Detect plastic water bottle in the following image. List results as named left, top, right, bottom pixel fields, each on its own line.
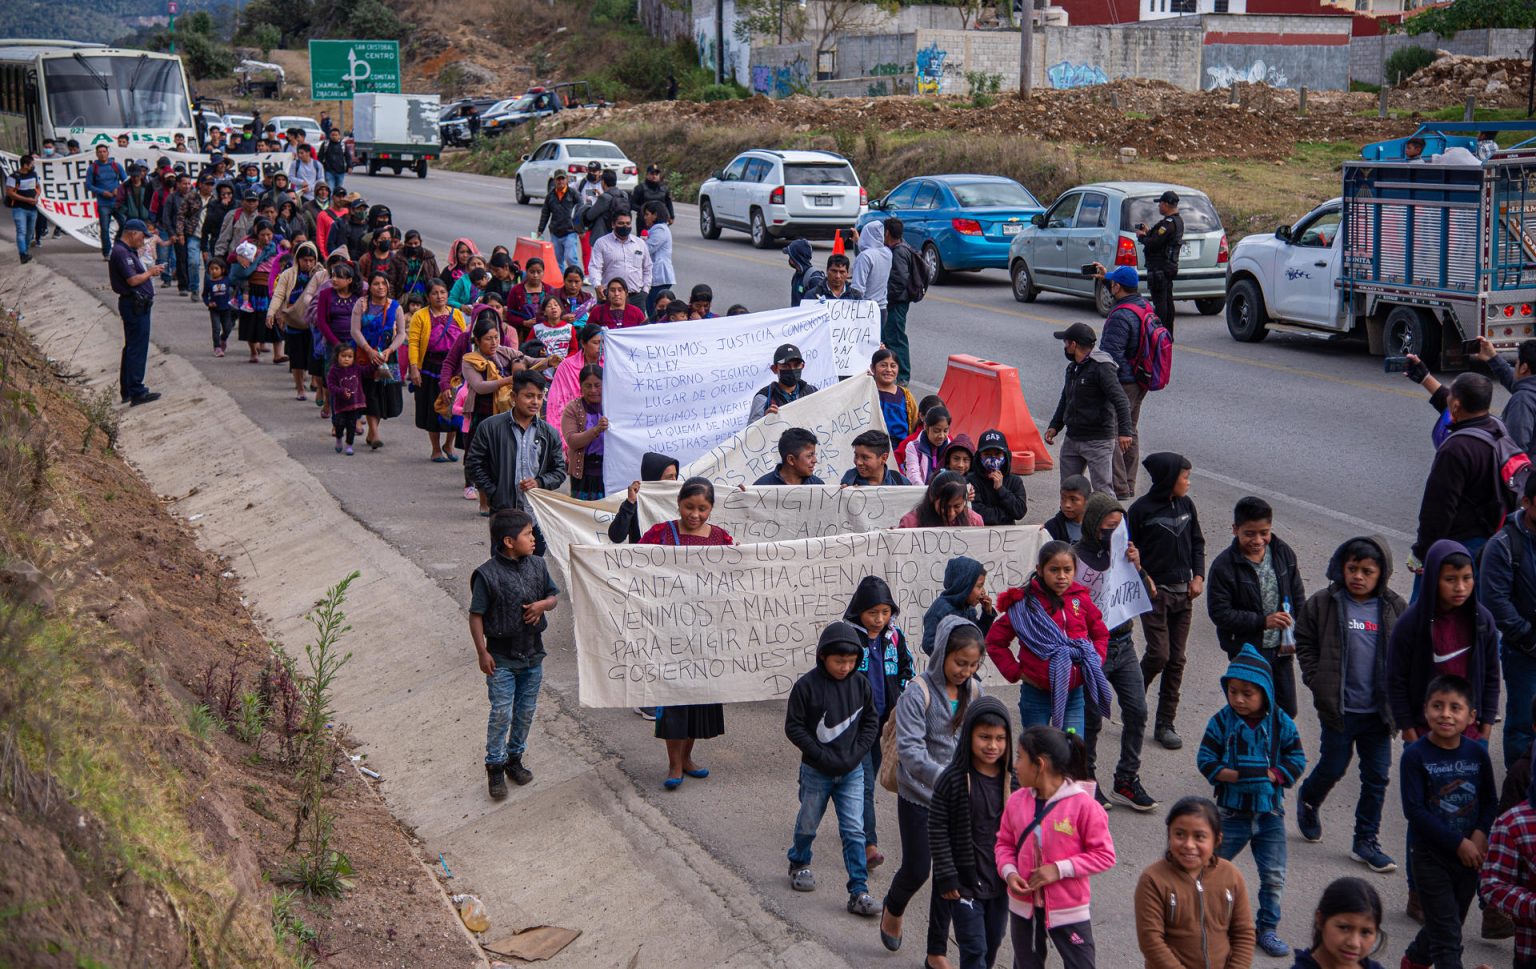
left=1280, top=597, right=1297, bottom=654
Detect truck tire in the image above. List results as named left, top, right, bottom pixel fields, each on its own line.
left=416, top=159, right=428, bottom=179
left=1225, top=279, right=1269, bottom=343
left=1010, top=259, right=1039, bottom=303
left=1194, top=298, right=1225, bottom=316
left=700, top=200, right=721, bottom=240
left=1385, top=305, right=1441, bottom=369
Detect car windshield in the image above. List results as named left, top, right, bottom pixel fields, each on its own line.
left=785, top=163, right=857, bottom=186
left=1123, top=194, right=1223, bottom=233
left=43, top=54, right=191, bottom=130
left=573, top=143, right=625, bottom=159
left=951, top=181, right=1040, bottom=208
left=505, top=95, right=538, bottom=112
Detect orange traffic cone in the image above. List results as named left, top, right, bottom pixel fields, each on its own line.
left=831, top=229, right=845, bottom=256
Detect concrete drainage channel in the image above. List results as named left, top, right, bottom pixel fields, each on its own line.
left=0, top=243, right=851, bottom=969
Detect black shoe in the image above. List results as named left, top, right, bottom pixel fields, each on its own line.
left=1093, top=781, right=1113, bottom=811
left=1111, top=776, right=1159, bottom=812
left=486, top=763, right=507, bottom=800
left=18, top=252, right=30, bottom=264
left=129, top=392, right=161, bottom=406
left=505, top=755, right=533, bottom=786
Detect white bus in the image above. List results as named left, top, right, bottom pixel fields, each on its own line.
left=0, top=40, right=195, bottom=156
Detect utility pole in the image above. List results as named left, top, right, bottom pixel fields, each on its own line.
left=716, top=0, right=726, bottom=85
left=1527, top=24, right=1534, bottom=118
left=1018, top=0, right=1033, bottom=97
left=168, top=0, right=177, bottom=53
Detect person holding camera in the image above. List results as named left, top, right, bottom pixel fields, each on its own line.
left=1087, top=263, right=1155, bottom=499
left=1138, top=190, right=1183, bottom=333
left=108, top=219, right=164, bottom=406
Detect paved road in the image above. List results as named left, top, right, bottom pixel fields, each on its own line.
left=27, top=165, right=1510, bottom=966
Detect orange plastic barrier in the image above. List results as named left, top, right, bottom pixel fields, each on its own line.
left=934, top=354, right=1053, bottom=473
left=513, top=236, right=558, bottom=275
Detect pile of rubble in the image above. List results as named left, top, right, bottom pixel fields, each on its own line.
left=1399, top=54, right=1532, bottom=108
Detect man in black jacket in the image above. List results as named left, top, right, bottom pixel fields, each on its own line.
left=884, top=218, right=917, bottom=384
left=1412, top=372, right=1506, bottom=581
left=784, top=621, right=881, bottom=917
left=1128, top=452, right=1206, bottom=749
left=630, top=164, right=674, bottom=223
left=1138, top=190, right=1183, bottom=332
left=316, top=128, right=350, bottom=195
left=1207, top=496, right=1304, bottom=717
left=582, top=171, right=630, bottom=242
left=536, top=171, right=583, bottom=274
left=968, top=430, right=1028, bottom=525
left=1045, top=322, right=1132, bottom=497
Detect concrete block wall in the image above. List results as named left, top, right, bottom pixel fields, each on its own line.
left=1350, top=28, right=1535, bottom=86
left=1198, top=13, right=1353, bottom=90
left=1040, top=22, right=1204, bottom=89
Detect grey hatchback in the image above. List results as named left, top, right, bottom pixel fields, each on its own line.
left=1008, top=181, right=1229, bottom=317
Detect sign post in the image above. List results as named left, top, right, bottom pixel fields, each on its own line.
left=307, top=40, right=402, bottom=101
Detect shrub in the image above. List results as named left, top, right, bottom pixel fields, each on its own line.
left=1384, top=46, right=1436, bottom=86
left=699, top=83, right=741, bottom=102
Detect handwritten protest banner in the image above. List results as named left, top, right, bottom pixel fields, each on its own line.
left=601, top=305, right=839, bottom=494
left=825, top=299, right=882, bottom=376
left=678, top=374, right=884, bottom=489
left=0, top=151, right=291, bottom=249
left=572, top=525, right=1045, bottom=707
left=1073, top=521, right=1152, bottom=629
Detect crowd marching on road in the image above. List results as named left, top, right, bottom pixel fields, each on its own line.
left=17, top=126, right=1536, bottom=969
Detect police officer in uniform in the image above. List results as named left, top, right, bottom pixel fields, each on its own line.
left=1138, top=189, right=1183, bottom=332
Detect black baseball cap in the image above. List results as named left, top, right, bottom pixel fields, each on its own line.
left=646, top=163, right=661, bottom=173
left=242, top=188, right=260, bottom=201
left=1158, top=190, right=1180, bottom=206
left=774, top=343, right=804, bottom=366
left=586, top=160, right=601, bottom=171
left=1053, top=322, right=1097, bottom=346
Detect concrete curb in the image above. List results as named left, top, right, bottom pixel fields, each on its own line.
left=0, top=252, right=851, bottom=968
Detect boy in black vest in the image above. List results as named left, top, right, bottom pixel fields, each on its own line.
left=470, top=509, right=558, bottom=799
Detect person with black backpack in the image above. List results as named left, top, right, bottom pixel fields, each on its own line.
left=883, top=218, right=927, bottom=385
left=1412, top=372, right=1514, bottom=591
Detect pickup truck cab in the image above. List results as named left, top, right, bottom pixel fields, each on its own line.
left=1224, top=122, right=1536, bottom=368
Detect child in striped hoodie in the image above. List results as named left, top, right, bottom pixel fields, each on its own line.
left=1197, top=643, right=1307, bottom=959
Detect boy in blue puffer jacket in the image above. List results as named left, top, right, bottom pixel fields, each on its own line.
left=1198, top=644, right=1307, bottom=959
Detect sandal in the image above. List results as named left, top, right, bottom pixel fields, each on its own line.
left=273, top=356, right=289, bottom=364
left=430, top=455, right=450, bottom=463
left=368, top=439, right=383, bottom=450
left=444, top=452, right=459, bottom=462
left=295, top=393, right=307, bottom=401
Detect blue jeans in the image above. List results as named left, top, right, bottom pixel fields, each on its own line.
left=1298, top=712, right=1391, bottom=842
left=12, top=207, right=37, bottom=257
left=788, top=762, right=868, bottom=896
left=1505, top=647, right=1536, bottom=768
left=118, top=296, right=153, bottom=401
left=484, top=662, right=543, bottom=765
left=1219, top=808, right=1286, bottom=932
left=156, top=230, right=174, bottom=285
left=552, top=232, right=581, bottom=274
left=950, top=893, right=1009, bottom=969
left=1019, top=682, right=1084, bottom=736
left=324, top=170, right=346, bottom=193
left=184, top=237, right=203, bottom=296
left=97, top=201, right=123, bottom=257
left=861, top=744, right=880, bottom=848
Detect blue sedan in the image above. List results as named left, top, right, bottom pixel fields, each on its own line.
left=857, top=175, right=1044, bottom=282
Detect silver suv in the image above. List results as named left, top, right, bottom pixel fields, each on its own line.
left=698, top=149, right=868, bottom=248
left=1008, top=181, right=1230, bottom=317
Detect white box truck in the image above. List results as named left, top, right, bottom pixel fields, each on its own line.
left=353, top=93, right=442, bottom=179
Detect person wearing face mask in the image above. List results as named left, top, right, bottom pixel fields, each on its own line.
left=967, top=430, right=1028, bottom=526
left=582, top=170, right=630, bottom=242
left=585, top=211, right=651, bottom=300
left=750, top=344, right=818, bottom=424
left=399, top=230, right=440, bottom=301
left=357, top=226, right=408, bottom=298
left=1045, top=322, right=1133, bottom=498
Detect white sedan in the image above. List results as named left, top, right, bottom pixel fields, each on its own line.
left=513, top=138, right=638, bottom=204
left=268, top=115, right=326, bottom=147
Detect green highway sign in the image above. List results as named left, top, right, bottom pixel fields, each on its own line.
left=308, top=40, right=401, bottom=100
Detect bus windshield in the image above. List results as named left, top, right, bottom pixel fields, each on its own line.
left=43, top=54, right=191, bottom=130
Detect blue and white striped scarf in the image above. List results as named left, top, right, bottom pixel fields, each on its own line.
left=1007, top=590, right=1112, bottom=729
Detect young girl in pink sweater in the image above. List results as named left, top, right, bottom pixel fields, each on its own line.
left=995, top=725, right=1116, bottom=969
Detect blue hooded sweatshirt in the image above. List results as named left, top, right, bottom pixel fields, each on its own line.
left=1197, top=644, right=1306, bottom=814
left=921, top=556, right=996, bottom=655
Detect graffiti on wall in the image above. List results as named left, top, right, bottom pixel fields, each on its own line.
left=695, top=15, right=749, bottom=88
left=751, top=56, right=809, bottom=98
left=915, top=42, right=954, bottom=96
left=1047, top=61, right=1108, bottom=89
left=870, top=62, right=910, bottom=77
left=1204, top=59, right=1289, bottom=89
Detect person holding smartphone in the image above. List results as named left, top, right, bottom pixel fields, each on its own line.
left=108, top=219, right=165, bottom=406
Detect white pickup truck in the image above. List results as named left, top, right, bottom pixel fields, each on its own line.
left=1224, top=126, right=1536, bottom=368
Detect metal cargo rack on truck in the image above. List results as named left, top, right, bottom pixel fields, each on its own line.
left=1345, top=121, right=1536, bottom=368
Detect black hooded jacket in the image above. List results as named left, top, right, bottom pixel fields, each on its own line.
left=844, top=576, right=914, bottom=724
left=607, top=452, right=680, bottom=544
left=1127, top=452, right=1206, bottom=587
left=1295, top=535, right=1407, bottom=732
left=967, top=430, right=1028, bottom=525
left=788, top=239, right=825, bottom=307
left=928, top=695, right=1017, bottom=898
left=1413, top=411, right=1507, bottom=560
left=785, top=622, right=880, bottom=776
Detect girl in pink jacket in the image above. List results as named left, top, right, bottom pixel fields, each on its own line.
left=995, top=725, right=1116, bottom=969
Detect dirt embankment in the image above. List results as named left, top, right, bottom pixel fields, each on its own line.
left=0, top=305, right=480, bottom=969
